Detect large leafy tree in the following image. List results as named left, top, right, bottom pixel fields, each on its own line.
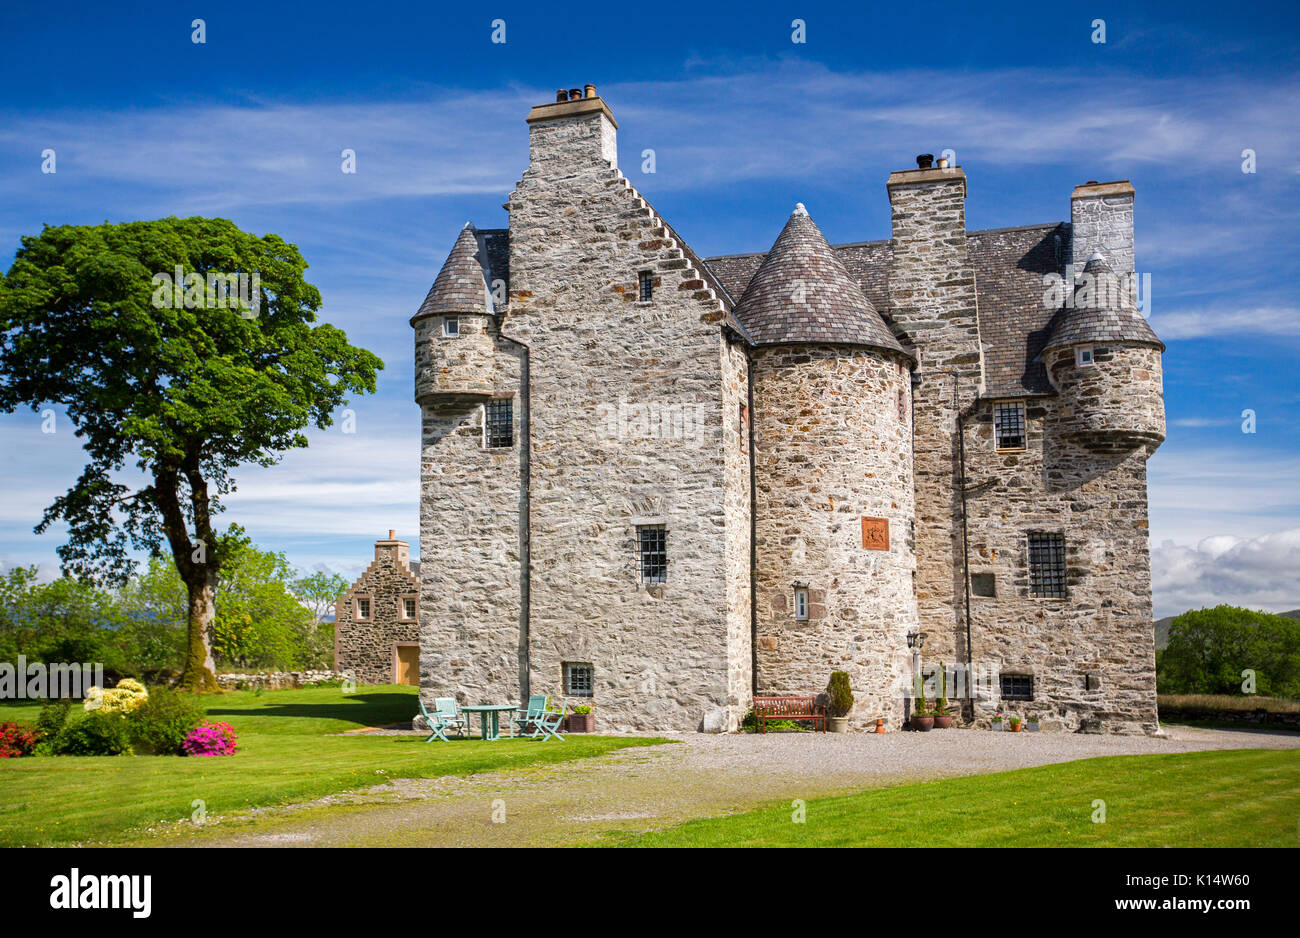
left=1158, top=605, right=1300, bottom=697
left=0, top=217, right=382, bottom=690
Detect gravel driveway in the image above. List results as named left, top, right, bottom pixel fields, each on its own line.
left=150, top=724, right=1299, bottom=847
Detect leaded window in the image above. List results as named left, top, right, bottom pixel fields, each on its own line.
left=637, top=525, right=667, bottom=583
left=1000, top=673, right=1034, bottom=700
left=564, top=663, right=594, bottom=697
left=994, top=401, right=1026, bottom=450
left=638, top=270, right=654, bottom=302
left=1028, top=532, right=1067, bottom=598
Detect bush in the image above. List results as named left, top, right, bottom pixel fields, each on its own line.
left=52, top=712, right=133, bottom=756
left=1158, top=606, right=1300, bottom=697
left=827, top=671, right=854, bottom=718
left=84, top=677, right=149, bottom=715
left=182, top=720, right=238, bottom=757
left=128, top=687, right=206, bottom=755
left=36, top=699, right=72, bottom=738
left=0, top=721, right=40, bottom=758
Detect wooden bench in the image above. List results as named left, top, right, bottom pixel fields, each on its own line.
left=753, top=696, right=826, bottom=733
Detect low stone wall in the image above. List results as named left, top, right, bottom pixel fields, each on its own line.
left=1159, top=707, right=1300, bottom=729
left=216, top=670, right=345, bottom=690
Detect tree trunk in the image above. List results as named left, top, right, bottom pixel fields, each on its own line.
left=180, top=569, right=219, bottom=692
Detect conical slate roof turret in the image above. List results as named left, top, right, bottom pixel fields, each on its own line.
left=414, top=223, right=491, bottom=320
left=1045, top=254, right=1163, bottom=350
left=733, top=204, right=907, bottom=354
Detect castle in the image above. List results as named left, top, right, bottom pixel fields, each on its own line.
left=411, top=86, right=1165, bottom=734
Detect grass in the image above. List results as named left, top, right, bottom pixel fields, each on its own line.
left=606, top=749, right=1300, bottom=847
left=1158, top=694, right=1300, bottom=714
left=0, top=685, right=666, bottom=846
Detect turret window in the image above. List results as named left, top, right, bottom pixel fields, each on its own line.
left=1076, top=345, right=1094, bottom=367
left=443, top=316, right=459, bottom=337
left=993, top=401, right=1026, bottom=451
left=1027, top=532, right=1067, bottom=599
left=485, top=399, right=513, bottom=448
left=638, top=270, right=654, bottom=303
left=794, top=587, right=809, bottom=621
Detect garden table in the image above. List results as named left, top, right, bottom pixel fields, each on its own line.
left=460, top=704, right=518, bottom=741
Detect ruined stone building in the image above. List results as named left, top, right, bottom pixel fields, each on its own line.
left=334, top=531, right=421, bottom=684
left=410, top=86, right=1165, bottom=734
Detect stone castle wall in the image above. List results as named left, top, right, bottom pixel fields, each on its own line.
left=496, top=106, right=751, bottom=732
left=751, top=346, right=918, bottom=729
left=1048, top=344, right=1165, bottom=449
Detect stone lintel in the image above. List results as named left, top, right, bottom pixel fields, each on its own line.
left=526, top=96, right=619, bottom=129
left=1071, top=180, right=1134, bottom=200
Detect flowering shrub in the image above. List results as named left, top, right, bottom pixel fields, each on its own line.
left=0, top=721, right=40, bottom=758
left=182, top=720, right=238, bottom=757
left=84, top=678, right=149, bottom=715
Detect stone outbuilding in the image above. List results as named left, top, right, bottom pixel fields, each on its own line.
left=408, top=87, right=1166, bottom=734
left=334, top=531, right=422, bottom=685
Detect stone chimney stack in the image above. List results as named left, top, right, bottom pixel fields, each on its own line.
left=1070, top=180, right=1135, bottom=280
left=885, top=157, right=983, bottom=669
left=524, top=84, right=618, bottom=172
left=375, top=530, right=410, bottom=568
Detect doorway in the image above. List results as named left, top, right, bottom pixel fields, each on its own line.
left=394, top=643, right=420, bottom=685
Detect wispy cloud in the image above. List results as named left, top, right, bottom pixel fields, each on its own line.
left=1152, top=527, right=1300, bottom=618
left=1149, top=306, right=1300, bottom=340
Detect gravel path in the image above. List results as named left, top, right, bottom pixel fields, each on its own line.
left=147, top=724, right=1299, bottom=847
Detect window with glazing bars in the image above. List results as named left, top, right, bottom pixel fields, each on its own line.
left=994, top=401, right=1026, bottom=450
left=637, top=525, right=667, bottom=583
left=1028, top=532, right=1066, bottom=598
left=638, top=270, right=654, bottom=302
left=485, top=399, right=513, bottom=448
left=1000, top=673, right=1033, bottom=700
left=564, top=663, right=594, bottom=697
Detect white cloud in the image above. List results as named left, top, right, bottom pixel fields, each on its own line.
left=1149, top=306, right=1300, bottom=340
left=1152, top=528, right=1300, bottom=618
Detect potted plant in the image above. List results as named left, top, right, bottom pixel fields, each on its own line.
left=567, top=704, right=594, bottom=733
left=910, top=690, right=933, bottom=732
left=991, top=711, right=1004, bottom=731
left=1026, top=714, right=1041, bottom=733
left=932, top=668, right=953, bottom=729
left=826, top=671, right=853, bottom=733
left=1008, top=715, right=1023, bottom=733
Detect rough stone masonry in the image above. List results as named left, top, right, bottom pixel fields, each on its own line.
left=409, top=88, right=1166, bottom=735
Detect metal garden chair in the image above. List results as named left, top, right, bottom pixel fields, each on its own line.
left=418, top=696, right=466, bottom=742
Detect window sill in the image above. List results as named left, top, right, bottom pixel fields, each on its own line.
left=996, top=447, right=1027, bottom=454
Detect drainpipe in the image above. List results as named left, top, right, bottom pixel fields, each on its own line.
left=944, top=370, right=975, bottom=714
left=500, top=335, right=531, bottom=701
left=746, top=347, right=759, bottom=699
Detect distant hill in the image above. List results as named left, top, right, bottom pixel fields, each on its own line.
left=1156, top=608, right=1300, bottom=650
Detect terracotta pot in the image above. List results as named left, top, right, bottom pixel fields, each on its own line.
left=1010, top=722, right=1024, bottom=733
left=932, top=714, right=953, bottom=729
left=910, top=714, right=934, bottom=732
left=829, top=716, right=849, bottom=733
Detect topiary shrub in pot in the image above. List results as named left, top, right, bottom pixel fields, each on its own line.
left=932, top=668, right=953, bottom=728
left=826, top=671, right=854, bottom=732
left=911, top=690, right=934, bottom=731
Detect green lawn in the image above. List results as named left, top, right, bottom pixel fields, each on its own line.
left=609, top=749, right=1300, bottom=847
left=0, top=685, right=665, bottom=846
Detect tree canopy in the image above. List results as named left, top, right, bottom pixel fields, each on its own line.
left=1157, top=605, right=1300, bottom=697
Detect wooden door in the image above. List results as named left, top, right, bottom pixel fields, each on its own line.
left=396, top=645, right=419, bottom=685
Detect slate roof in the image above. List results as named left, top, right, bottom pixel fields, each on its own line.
left=1043, top=255, right=1163, bottom=352
left=707, top=221, right=1109, bottom=398
left=729, top=205, right=907, bottom=355
left=413, top=224, right=492, bottom=321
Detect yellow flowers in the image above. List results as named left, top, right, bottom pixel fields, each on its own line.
left=84, top=678, right=149, bottom=714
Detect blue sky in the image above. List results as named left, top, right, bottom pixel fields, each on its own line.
left=0, top=1, right=1297, bottom=616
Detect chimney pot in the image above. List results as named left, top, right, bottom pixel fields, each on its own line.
left=916, top=153, right=934, bottom=169
left=568, top=88, right=582, bottom=101
left=584, top=83, right=596, bottom=98
left=555, top=89, right=567, bottom=102
left=388, top=529, right=395, bottom=540
left=1086, top=180, right=1098, bottom=185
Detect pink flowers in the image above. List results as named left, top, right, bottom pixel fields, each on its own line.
left=182, top=720, right=238, bottom=757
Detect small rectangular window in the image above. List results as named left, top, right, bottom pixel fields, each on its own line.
left=403, top=598, right=417, bottom=620
left=1000, top=673, right=1033, bottom=700
left=563, top=662, right=594, bottom=697
left=1028, top=532, right=1067, bottom=599
left=971, top=573, right=996, bottom=598
left=993, top=401, right=1026, bottom=451
left=897, top=389, right=907, bottom=422
left=485, top=399, right=513, bottom=448
left=794, top=588, right=809, bottom=620
left=637, top=525, right=667, bottom=583
left=638, top=270, right=654, bottom=303
left=356, top=597, right=371, bottom=620
left=444, top=316, right=459, bottom=337
left=739, top=404, right=749, bottom=452
left=1076, top=346, right=1094, bottom=367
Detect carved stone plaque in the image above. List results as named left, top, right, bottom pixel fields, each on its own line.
left=861, top=516, right=889, bottom=551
